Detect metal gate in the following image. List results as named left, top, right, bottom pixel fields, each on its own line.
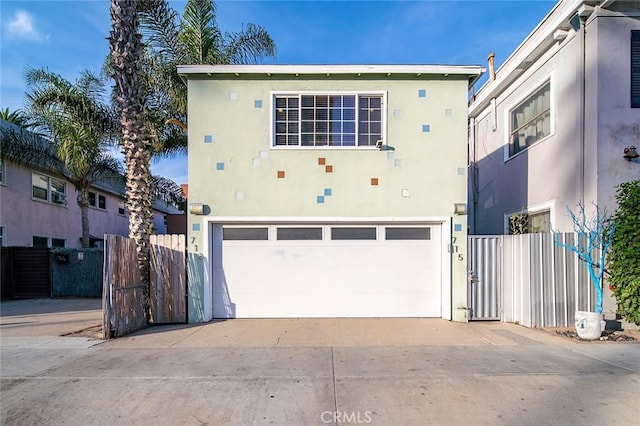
left=468, top=236, right=501, bottom=320
left=1, top=247, right=51, bottom=299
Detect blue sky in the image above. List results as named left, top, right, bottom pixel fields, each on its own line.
left=1, top=0, right=556, bottom=184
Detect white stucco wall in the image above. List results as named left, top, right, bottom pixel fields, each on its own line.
left=470, top=5, right=640, bottom=235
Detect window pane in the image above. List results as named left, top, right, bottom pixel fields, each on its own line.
left=316, top=134, right=328, bottom=146
left=287, top=134, right=299, bottom=145
left=118, top=202, right=126, bottom=215
left=529, top=211, right=551, bottom=233
left=275, top=135, right=287, bottom=146
left=275, top=97, right=287, bottom=108
left=33, top=236, right=48, bottom=247
left=277, top=227, right=322, bottom=240
left=301, top=96, right=314, bottom=107
left=343, top=134, right=356, bottom=146
left=98, top=195, right=106, bottom=209
left=385, top=227, right=431, bottom=240
left=89, top=192, right=96, bottom=206
left=509, top=81, right=551, bottom=156
left=343, top=96, right=355, bottom=108
left=316, top=96, right=328, bottom=107
left=343, top=108, right=355, bottom=120
left=223, top=227, right=269, bottom=240
left=51, top=178, right=65, bottom=195
left=331, top=227, right=377, bottom=240
left=301, top=134, right=314, bottom=146
left=51, top=238, right=65, bottom=248
left=32, top=174, right=48, bottom=200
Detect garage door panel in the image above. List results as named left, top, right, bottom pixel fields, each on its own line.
left=212, top=222, right=443, bottom=318
left=217, top=265, right=439, bottom=294
left=214, top=292, right=441, bottom=318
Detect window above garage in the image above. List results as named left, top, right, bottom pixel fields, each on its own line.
left=272, top=92, right=385, bottom=148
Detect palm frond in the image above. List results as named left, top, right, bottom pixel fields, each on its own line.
left=180, top=0, right=219, bottom=63
left=151, top=174, right=185, bottom=209
left=0, top=124, right=59, bottom=171
left=139, top=0, right=184, bottom=62
left=222, top=23, right=276, bottom=65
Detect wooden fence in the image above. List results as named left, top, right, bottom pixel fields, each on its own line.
left=150, top=234, right=186, bottom=324
left=102, top=235, right=148, bottom=339
left=103, top=234, right=187, bottom=339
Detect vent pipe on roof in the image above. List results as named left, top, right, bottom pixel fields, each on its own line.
left=487, top=53, right=496, bottom=81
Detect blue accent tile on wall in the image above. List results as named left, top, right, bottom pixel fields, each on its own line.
left=254, top=100, right=262, bottom=108
left=454, top=224, right=463, bottom=232
left=418, top=89, right=427, bottom=98
left=317, top=196, right=325, bottom=204
left=324, top=188, right=332, bottom=196
left=204, top=135, right=212, bottom=143
left=216, top=162, right=224, bottom=171
left=422, top=124, right=431, bottom=133
left=192, top=223, right=200, bottom=231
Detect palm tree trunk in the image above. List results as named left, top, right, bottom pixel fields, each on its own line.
left=77, top=189, right=91, bottom=248
left=110, top=0, right=154, bottom=320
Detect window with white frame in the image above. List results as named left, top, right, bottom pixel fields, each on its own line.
left=118, top=201, right=126, bottom=215
left=32, top=235, right=65, bottom=248
left=273, top=93, right=384, bottom=147
left=0, top=226, right=5, bottom=246
left=509, top=81, right=551, bottom=157
left=32, top=172, right=67, bottom=205
left=508, top=210, right=551, bottom=234
left=88, top=191, right=106, bottom=210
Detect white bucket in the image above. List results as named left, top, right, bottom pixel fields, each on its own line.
left=575, top=310, right=605, bottom=340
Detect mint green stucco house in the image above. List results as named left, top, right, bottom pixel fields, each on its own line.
left=179, top=65, right=483, bottom=323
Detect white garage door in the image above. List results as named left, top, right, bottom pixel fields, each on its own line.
left=211, top=222, right=443, bottom=318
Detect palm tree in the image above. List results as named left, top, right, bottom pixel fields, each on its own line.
left=109, top=0, right=154, bottom=302
left=0, top=68, right=122, bottom=248
left=0, top=108, right=37, bottom=129
left=138, top=0, right=276, bottom=153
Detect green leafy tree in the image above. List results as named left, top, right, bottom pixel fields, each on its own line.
left=138, top=0, right=276, bottom=154
left=0, top=108, right=37, bottom=130
left=608, top=180, right=640, bottom=325
left=0, top=68, right=121, bottom=248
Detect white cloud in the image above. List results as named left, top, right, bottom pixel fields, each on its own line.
left=5, top=10, right=50, bottom=43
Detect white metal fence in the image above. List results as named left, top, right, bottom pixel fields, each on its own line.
left=469, top=233, right=597, bottom=327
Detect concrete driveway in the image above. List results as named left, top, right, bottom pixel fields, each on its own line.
left=1, top=300, right=639, bottom=425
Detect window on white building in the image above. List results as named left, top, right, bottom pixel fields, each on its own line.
left=0, top=226, right=5, bottom=247
left=273, top=93, right=384, bottom=147
left=88, top=191, right=107, bottom=210
left=32, top=172, right=67, bottom=205
left=508, top=210, right=551, bottom=234
left=509, top=81, right=551, bottom=157
left=118, top=201, right=126, bottom=215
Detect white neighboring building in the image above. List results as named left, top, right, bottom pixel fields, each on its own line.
left=468, top=0, right=640, bottom=234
